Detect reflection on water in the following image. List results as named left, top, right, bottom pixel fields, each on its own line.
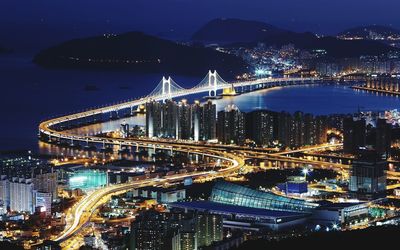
left=210, top=84, right=400, bottom=114
left=38, top=141, right=150, bottom=161
left=65, top=114, right=145, bottom=136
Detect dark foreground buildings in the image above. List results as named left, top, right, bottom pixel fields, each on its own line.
left=130, top=210, right=223, bottom=250
left=349, top=150, right=387, bottom=200
left=343, top=116, right=392, bottom=156
left=217, top=105, right=246, bottom=145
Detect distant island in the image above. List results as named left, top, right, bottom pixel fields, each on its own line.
left=33, top=32, right=249, bottom=77
left=192, top=18, right=397, bottom=58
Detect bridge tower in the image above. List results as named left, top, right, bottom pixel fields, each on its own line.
left=147, top=76, right=185, bottom=102
left=162, top=76, right=172, bottom=102
left=208, top=70, right=218, bottom=97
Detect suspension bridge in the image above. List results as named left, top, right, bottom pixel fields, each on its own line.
left=39, top=70, right=318, bottom=147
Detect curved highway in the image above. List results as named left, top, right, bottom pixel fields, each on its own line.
left=54, top=151, right=244, bottom=242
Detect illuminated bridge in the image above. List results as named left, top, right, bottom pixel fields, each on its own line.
left=39, top=70, right=319, bottom=149
left=41, top=72, right=321, bottom=242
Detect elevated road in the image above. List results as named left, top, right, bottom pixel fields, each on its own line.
left=54, top=150, right=244, bottom=242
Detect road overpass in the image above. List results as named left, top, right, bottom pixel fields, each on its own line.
left=54, top=150, right=244, bottom=242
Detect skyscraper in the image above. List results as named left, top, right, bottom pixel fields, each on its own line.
left=245, top=110, right=274, bottom=146
left=375, top=118, right=391, bottom=157
left=146, top=100, right=163, bottom=138
left=178, top=99, right=192, bottom=140
left=202, top=100, right=217, bottom=141
left=315, top=115, right=328, bottom=144
left=32, top=171, right=58, bottom=200
left=303, top=113, right=316, bottom=145
left=292, top=111, right=305, bottom=147
left=9, top=178, right=34, bottom=213
left=163, top=99, right=179, bottom=138
left=217, top=105, right=245, bottom=145
left=146, top=100, right=216, bottom=141
left=191, top=101, right=203, bottom=142
left=343, top=117, right=366, bottom=154
left=349, top=150, right=387, bottom=199
left=195, top=213, right=223, bottom=247
left=130, top=211, right=173, bottom=250
left=277, top=112, right=292, bottom=147
left=130, top=210, right=223, bottom=250
left=0, top=175, right=9, bottom=214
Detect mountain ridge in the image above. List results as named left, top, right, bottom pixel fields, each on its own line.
left=192, top=19, right=398, bottom=58
left=191, top=18, right=288, bottom=44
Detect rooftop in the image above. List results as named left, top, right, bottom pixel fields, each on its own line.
left=170, top=201, right=308, bottom=219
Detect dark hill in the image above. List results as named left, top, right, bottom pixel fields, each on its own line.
left=191, top=18, right=287, bottom=44
left=227, top=31, right=396, bottom=58
left=236, top=226, right=400, bottom=250
left=33, top=32, right=249, bottom=77
left=259, top=32, right=396, bottom=58
left=338, top=25, right=400, bottom=38
left=192, top=19, right=396, bottom=58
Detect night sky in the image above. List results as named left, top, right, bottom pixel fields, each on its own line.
left=1, top=0, right=400, bottom=53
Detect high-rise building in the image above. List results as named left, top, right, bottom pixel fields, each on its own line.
left=303, top=113, right=316, bottom=145
left=217, top=105, right=245, bottom=145
left=146, top=100, right=216, bottom=142
left=315, top=115, right=328, bottom=144
left=343, top=117, right=366, bottom=154
left=202, top=100, right=217, bottom=141
left=195, top=213, right=223, bottom=247
left=32, top=171, right=57, bottom=200
left=191, top=101, right=203, bottom=142
left=178, top=99, right=192, bottom=140
left=0, top=175, right=9, bottom=214
left=245, top=110, right=275, bottom=146
left=130, top=210, right=223, bottom=250
left=277, top=112, right=292, bottom=147
left=146, top=100, right=163, bottom=138
left=173, top=231, right=197, bottom=250
left=171, top=217, right=197, bottom=250
left=375, top=118, right=392, bottom=157
left=292, top=111, right=305, bottom=147
left=9, top=178, right=34, bottom=213
left=130, top=211, right=173, bottom=250
left=349, top=150, right=387, bottom=199
left=163, top=100, right=179, bottom=139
